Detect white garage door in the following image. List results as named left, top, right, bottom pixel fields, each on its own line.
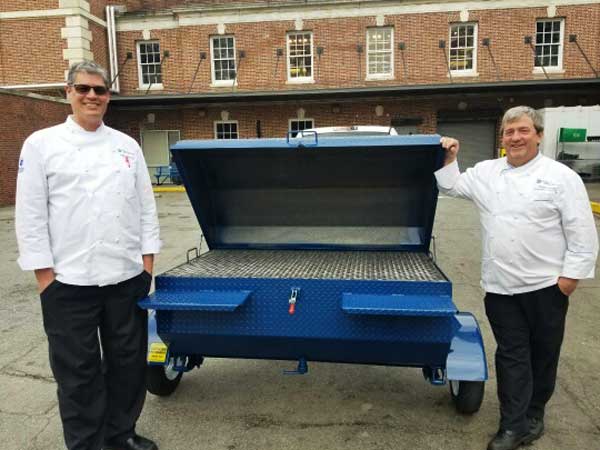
left=437, top=121, right=496, bottom=170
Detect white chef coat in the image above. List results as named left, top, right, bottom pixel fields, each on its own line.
left=435, top=152, right=598, bottom=295
left=15, top=116, right=161, bottom=287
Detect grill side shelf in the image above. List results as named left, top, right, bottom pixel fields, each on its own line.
left=341, top=293, right=456, bottom=317
left=139, top=290, right=251, bottom=311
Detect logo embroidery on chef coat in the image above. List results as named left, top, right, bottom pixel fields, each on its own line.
left=535, top=179, right=558, bottom=191
left=117, top=148, right=135, bottom=168
left=18, top=158, right=24, bottom=173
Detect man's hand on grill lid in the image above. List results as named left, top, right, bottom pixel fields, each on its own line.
left=440, top=136, right=460, bottom=166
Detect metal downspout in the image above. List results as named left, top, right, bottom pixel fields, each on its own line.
left=106, top=5, right=120, bottom=93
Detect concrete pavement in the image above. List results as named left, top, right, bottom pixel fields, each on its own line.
left=1, top=191, right=599, bottom=450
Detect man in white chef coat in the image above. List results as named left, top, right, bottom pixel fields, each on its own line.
left=437, top=106, right=598, bottom=450
left=15, top=61, right=161, bottom=450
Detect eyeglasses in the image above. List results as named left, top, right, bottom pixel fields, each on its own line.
left=70, top=84, right=109, bottom=96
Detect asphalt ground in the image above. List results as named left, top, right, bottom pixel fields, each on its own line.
left=1, top=190, right=599, bottom=450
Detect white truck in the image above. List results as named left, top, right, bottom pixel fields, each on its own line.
left=537, top=105, right=600, bottom=181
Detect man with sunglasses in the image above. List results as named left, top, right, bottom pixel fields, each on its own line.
left=15, top=61, right=160, bottom=450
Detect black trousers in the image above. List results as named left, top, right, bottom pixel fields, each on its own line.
left=39, top=272, right=152, bottom=450
left=484, top=284, right=569, bottom=434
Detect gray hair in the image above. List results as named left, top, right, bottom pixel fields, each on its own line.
left=67, top=60, right=110, bottom=88
left=501, top=106, right=544, bottom=134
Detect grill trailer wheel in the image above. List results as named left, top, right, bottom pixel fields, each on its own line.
left=449, top=380, right=485, bottom=414
left=147, top=362, right=183, bottom=396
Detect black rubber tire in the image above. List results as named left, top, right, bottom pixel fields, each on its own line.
left=449, top=380, right=485, bottom=414
left=146, top=364, right=183, bottom=396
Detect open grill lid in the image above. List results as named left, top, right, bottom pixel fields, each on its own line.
left=171, top=134, right=444, bottom=251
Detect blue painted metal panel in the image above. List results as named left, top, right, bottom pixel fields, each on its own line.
left=139, top=290, right=251, bottom=311
left=172, top=134, right=442, bottom=150
left=146, top=133, right=488, bottom=386
left=341, top=293, right=456, bottom=317
left=446, top=313, right=488, bottom=381
left=170, top=134, right=445, bottom=251
left=139, top=274, right=463, bottom=368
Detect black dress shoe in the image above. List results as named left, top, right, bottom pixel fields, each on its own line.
left=104, top=434, right=158, bottom=450
left=487, top=429, right=528, bottom=450
left=523, top=417, right=544, bottom=444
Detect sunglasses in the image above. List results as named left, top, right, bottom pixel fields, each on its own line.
left=70, top=84, right=109, bottom=96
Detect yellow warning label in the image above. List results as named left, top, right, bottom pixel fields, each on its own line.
left=148, top=342, right=168, bottom=363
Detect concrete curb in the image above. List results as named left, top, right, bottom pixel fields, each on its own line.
left=153, top=186, right=185, bottom=193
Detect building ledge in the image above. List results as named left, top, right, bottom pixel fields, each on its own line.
left=108, top=78, right=600, bottom=109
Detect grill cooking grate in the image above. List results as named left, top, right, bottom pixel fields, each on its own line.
left=164, top=250, right=445, bottom=282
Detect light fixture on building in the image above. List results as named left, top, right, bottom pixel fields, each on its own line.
left=331, top=104, right=341, bottom=114
left=375, top=105, right=384, bottom=117
left=276, top=48, right=283, bottom=57
left=356, top=44, right=363, bottom=54
left=458, top=101, right=468, bottom=111
left=146, top=113, right=155, bottom=124
left=198, top=109, right=206, bottom=118
left=317, top=46, right=324, bottom=56
left=398, top=42, right=406, bottom=50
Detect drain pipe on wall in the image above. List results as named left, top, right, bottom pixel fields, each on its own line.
left=106, top=5, right=123, bottom=93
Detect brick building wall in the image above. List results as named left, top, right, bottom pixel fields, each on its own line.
left=113, top=3, right=600, bottom=95
left=90, top=22, right=110, bottom=70
left=0, top=92, right=70, bottom=206
left=0, top=1, right=58, bottom=12
left=0, top=17, right=67, bottom=86
left=118, top=0, right=266, bottom=12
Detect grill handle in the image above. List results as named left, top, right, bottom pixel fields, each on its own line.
left=286, top=130, right=318, bottom=147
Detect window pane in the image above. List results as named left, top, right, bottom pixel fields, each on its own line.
left=288, top=32, right=312, bottom=78
left=138, top=41, right=162, bottom=86
left=211, top=35, right=236, bottom=81
left=534, top=20, right=561, bottom=67
left=367, top=27, right=393, bottom=76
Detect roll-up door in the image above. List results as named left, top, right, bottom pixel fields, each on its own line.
left=437, top=121, right=496, bottom=170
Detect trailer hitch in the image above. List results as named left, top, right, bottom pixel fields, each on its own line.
left=422, top=366, right=446, bottom=385
left=283, top=357, right=308, bottom=375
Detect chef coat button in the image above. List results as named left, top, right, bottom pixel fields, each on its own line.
left=115, top=238, right=120, bottom=243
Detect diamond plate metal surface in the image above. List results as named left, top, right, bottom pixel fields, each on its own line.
left=144, top=249, right=463, bottom=367
left=164, top=249, right=445, bottom=281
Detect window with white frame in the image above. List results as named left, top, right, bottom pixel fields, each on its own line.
left=137, top=40, right=162, bottom=88
left=289, top=118, right=314, bottom=137
left=367, top=27, right=393, bottom=79
left=535, top=19, right=564, bottom=70
left=449, top=23, right=477, bottom=74
left=287, top=31, right=313, bottom=82
left=214, top=121, right=239, bottom=139
left=211, top=35, right=237, bottom=85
